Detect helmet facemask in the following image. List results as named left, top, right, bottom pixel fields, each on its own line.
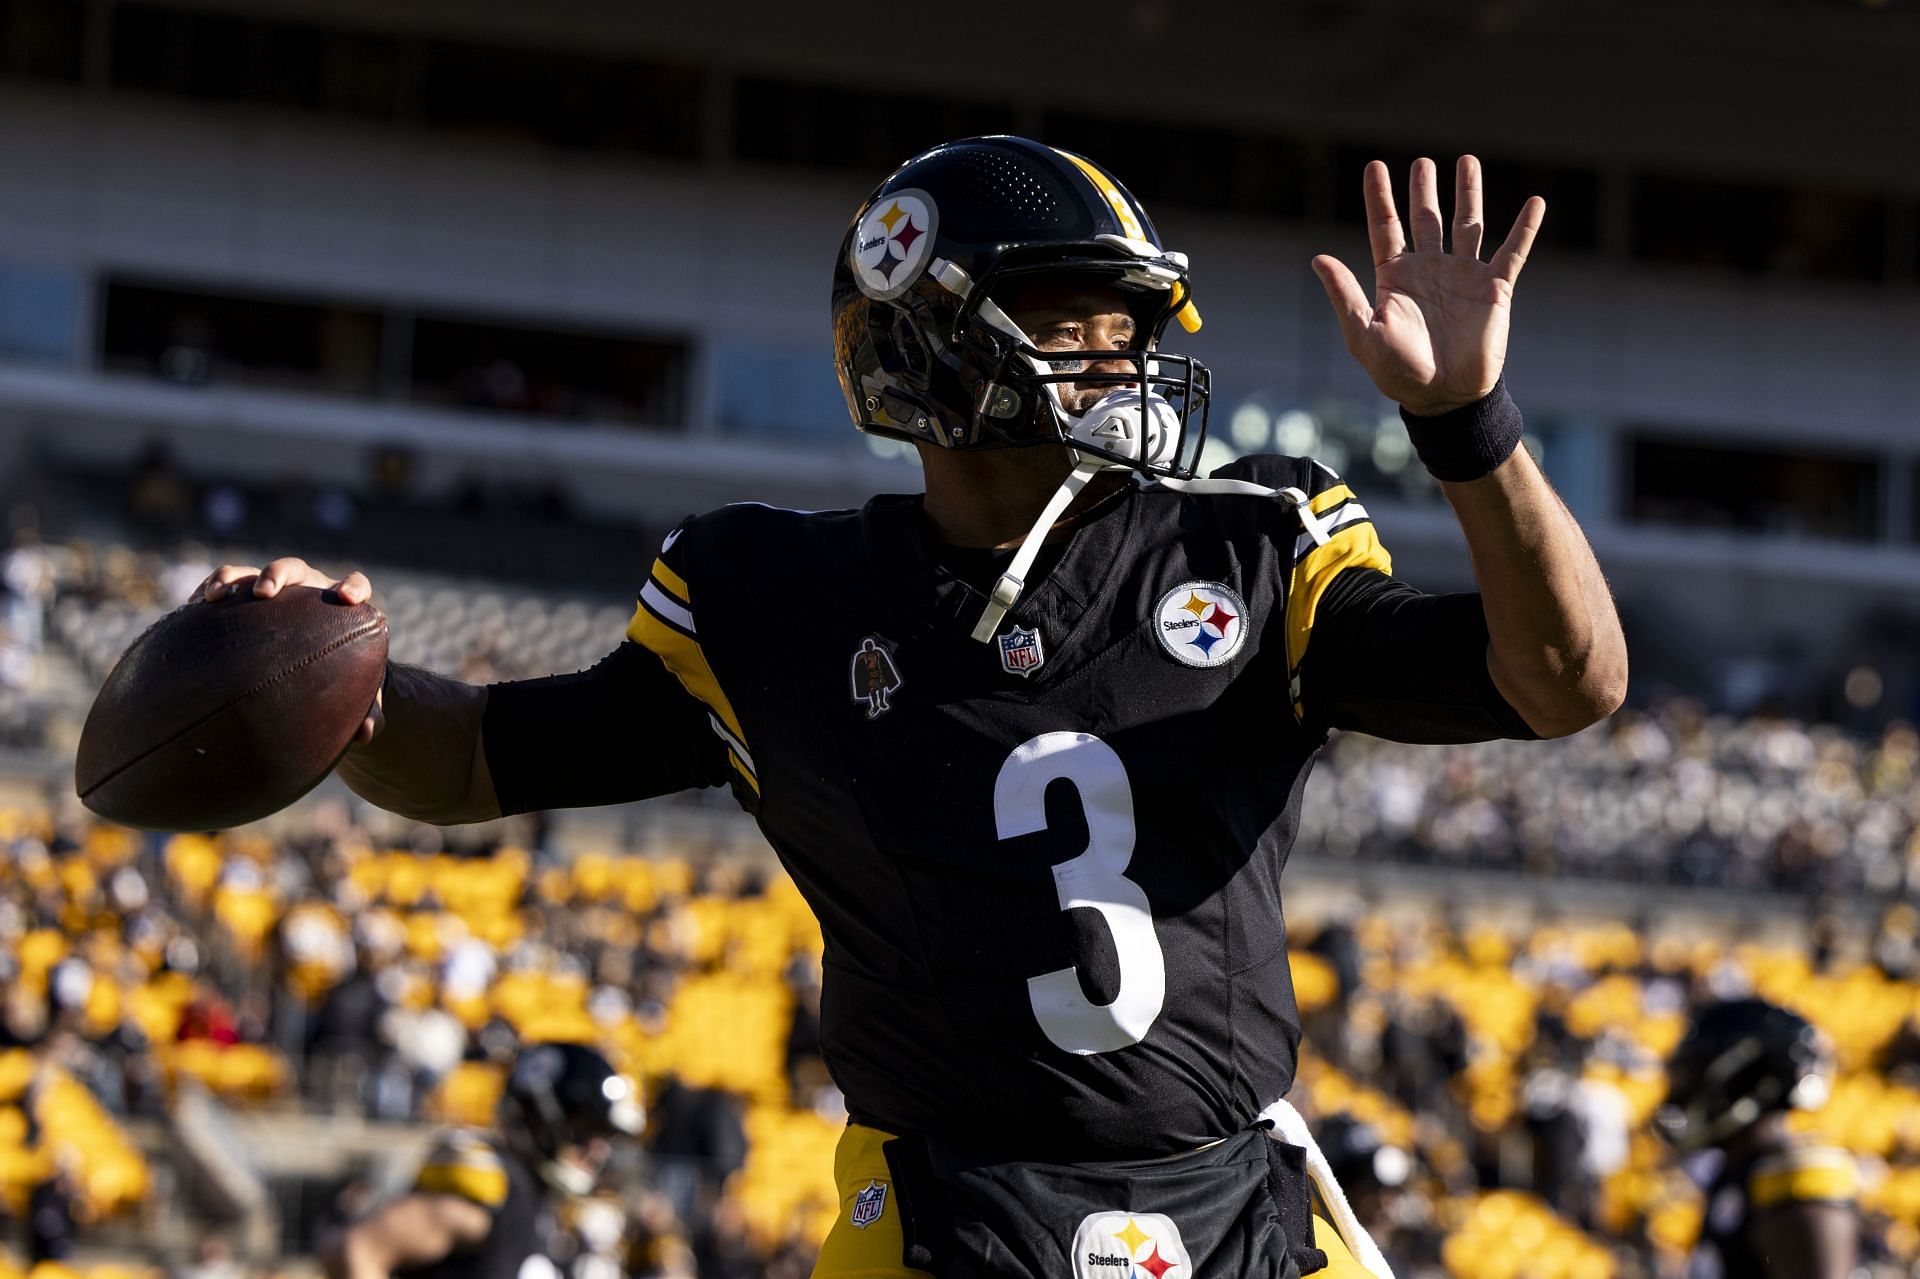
left=929, top=248, right=1211, bottom=479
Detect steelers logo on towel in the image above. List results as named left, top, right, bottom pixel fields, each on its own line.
left=1070, top=1212, right=1192, bottom=1279
left=1154, top=581, right=1248, bottom=669
left=852, top=190, right=938, bottom=300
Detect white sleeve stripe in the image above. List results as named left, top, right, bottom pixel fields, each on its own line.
left=1292, top=502, right=1371, bottom=563
left=709, top=714, right=756, bottom=775
left=639, top=580, right=697, bottom=635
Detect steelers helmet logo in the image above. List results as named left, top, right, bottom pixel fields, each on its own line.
left=852, top=189, right=938, bottom=300
left=1154, top=581, right=1247, bottom=669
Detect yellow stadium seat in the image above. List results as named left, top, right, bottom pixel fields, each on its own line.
left=0, top=1052, right=34, bottom=1105
left=427, top=1062, right=506, bottom=1129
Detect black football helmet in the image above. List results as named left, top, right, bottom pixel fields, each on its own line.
left=498, top=1042, right=644, bottom=1194
left=831, top=135, right=1210, bottom=479
left=1656, top=998, right=1834, bottom=1153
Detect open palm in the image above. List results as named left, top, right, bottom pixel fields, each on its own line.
left=1313, top=156, right=1544, bottom=417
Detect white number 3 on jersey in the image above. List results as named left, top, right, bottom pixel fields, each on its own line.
left=994, top=732, right=1166, bottom=1055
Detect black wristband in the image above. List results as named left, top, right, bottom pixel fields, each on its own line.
left=1399, top=378, right=1524, bottom=483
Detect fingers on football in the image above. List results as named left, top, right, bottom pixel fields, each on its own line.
left=202, top=564, right=262, bottom=601
left=1311, top=256, right=1373, bottom=350
left=248, top=557, right=316, bottom=599
left=1408, top=157, right=1445, bottom=255
left=1490, top=195, right=1547, bottom=285
left=1452, top=155, right=1485, bottom=260
left=1361, top=161, right=1405, bottom=266
left=334, top=571, right=373, bottom=605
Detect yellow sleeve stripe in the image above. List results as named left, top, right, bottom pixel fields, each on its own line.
left=1750, top=1160, right=1859, bottom=1209
left=416, top=1162, right=508, bottom=1208
left=1309, top=484, right=1358, bottom=516
left=651, top=558, right=690, bottom=607
left=1285, top=521, right=1394, bottom=721
left=627, top=574, right=759, bottom=794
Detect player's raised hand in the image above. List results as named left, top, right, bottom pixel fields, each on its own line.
left=1311, top=156, right=1543, bottom=417
left=195, top=557, right=384, bottom=741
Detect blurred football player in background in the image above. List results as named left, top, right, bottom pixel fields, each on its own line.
left=323, top=1042, right=642, bottom=1279
left=1658, top=998, right=1859, bottom=1279
left=211, top=135, right=1625, bottom=1278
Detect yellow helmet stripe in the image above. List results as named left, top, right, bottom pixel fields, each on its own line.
left=1051, top=148, right=1147, bottom=242
left=1051, top=148, right=1201, bottom=334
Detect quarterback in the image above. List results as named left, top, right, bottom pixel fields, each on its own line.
left=206, top=138, right=1625, bottom=1278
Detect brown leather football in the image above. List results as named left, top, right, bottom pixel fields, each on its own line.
left=75, top=585, right=388, bottom=831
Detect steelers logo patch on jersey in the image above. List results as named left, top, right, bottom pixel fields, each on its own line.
left=1071, top=1212, right=1192, bottom=1279
left=1154, top=581, right=1247, bottom=668
left=852, top=190, right=938, bottom=300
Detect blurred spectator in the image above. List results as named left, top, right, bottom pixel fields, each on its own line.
left=1, top=525, right=51, bottom=657
left=129, top=440, right=192, bottom=532
left=307, top=952, right=386, bottom=1112
left=647, top=1076, right=747, bottom=1230
left=174, top=1236, right=246, bottom=1279
left=25, top=1151, right=77, bottom=1263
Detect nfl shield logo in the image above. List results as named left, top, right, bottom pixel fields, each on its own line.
left=851, top=1180, right=888, bottom=1229
left=998, top=626, right=1045, bottom=678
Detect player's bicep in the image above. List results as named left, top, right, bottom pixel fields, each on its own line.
left=1298, top=567, right=1537, bottom=744
left=481, top=640, right=730, bottom=815
left=1747, top=1200, right=1857, bottom=1279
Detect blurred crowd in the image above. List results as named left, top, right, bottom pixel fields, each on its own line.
left=0, top=790, right=840, bottom=1278
left=0, top=780, right=1919, bottom=1276
left=1303, top=700, right=1920, bottom=898
left=1283, top=895, right=1920, bottom=1279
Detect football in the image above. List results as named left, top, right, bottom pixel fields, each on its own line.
left=75, top=585, right=389, bottom=832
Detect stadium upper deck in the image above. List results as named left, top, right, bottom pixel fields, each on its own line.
left=0, top=0, right=1917, bottom=715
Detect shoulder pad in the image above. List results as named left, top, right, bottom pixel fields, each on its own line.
left=414, top=1130, right=509, bottom=1209
left=1205, top=452, right=1323, bottom=494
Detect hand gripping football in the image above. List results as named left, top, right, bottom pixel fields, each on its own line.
left=75, top=585, right=388, bottom=831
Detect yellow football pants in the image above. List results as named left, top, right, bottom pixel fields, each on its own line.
left=811, top=1123, right=1379, bottom=1279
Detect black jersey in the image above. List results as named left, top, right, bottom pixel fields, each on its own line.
left=404, top=1131, right=555, bottom=1279
left=1693, top=1136, right=1858, bottom=1279
left=594, top=455, right=1523, bottom=1161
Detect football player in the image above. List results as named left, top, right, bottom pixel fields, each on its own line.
left=208, top=137, right=1625, bottom=1278
left=322, top=1042, right=642, bottom=1279
left=1657, top=998, right=1858, bottom=1279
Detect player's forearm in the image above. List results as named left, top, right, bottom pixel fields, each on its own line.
left=336, top=663, right=502, bottom=825
left=1439, top=443, right=1627, bottom=737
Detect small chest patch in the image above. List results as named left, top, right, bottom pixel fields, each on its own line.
left=850, top=636, right=904, bottom=718
left=1154, top=581, right=1248, bottom=669
left=998, top=625, right=1046, bottom=678
left=850, top=1179, right=888, bottom=1229
left=1071, top=1212, right=1191, bottom=1279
